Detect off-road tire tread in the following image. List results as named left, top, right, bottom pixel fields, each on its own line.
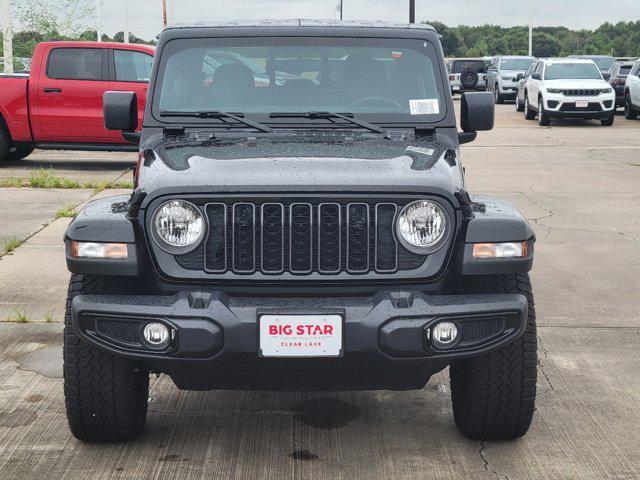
left=450, top=273, right=537, bottom=440
left=64, top=274, right=149, bottom=442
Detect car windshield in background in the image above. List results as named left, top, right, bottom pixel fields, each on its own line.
left=591, top=57, right=616, bottom=70
left=544, top=63, right=602, bottom=80
left=154, top=37, right=446, bottom=123
left=450, top=60, right=486, bottom=74
left=501, top=58, right=535, bottom=70
left=619, top=65, right=632, bottom=75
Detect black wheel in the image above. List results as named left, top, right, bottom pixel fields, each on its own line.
left=64, top=274, right=149, bottom=442
left=450, top=273, right=537, bottom=440
left=494, top=86, right=504, bottom=104
left=460, top=69, right=479, bottom=90
left=601, top=112, right=615, bottom=126
left=624, top=93, right=638, bottom=120
left=538, top=98, right=550, bottom=126
left=6, top=145, right=34, bottom=161
left=524, top=95, right=536, bottom=120
left=0, top=125, right=11, bottom=161
left=516, top=96, right=524, bottom=112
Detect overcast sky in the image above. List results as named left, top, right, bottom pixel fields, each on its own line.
left=88, top=0, right=640, bottom=40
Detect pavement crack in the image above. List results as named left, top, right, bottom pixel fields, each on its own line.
left=479, top=441, right=509, bottom=480
left=520, top=192, right=555, bottom=239
left=618, top=231, right=640, bottom=244
left=537, top=335, right=555, bottom=396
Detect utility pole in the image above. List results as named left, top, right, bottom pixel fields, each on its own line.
left=528, top=0, right=533, bottom=56
left=162, top=0, right=168, bottom=27
left=96, top=0, right=102, bottom=42
left=336, top=0, right=343, bottom=21
left=124, top=0, right=130, bottom=43
left=1, top=0, right=13, bottom=74
left=409, top=0, right=416, bottom=24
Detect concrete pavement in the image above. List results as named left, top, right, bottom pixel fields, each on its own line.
left=0, top=106, right=639, bottom=479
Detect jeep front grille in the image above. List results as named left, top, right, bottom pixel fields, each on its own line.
left=561, top=89, right=600, bottom=97
left=174, top=200, right=427, bottom=276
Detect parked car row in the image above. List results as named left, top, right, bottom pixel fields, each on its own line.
left=448, top=54, right=640, bottom=127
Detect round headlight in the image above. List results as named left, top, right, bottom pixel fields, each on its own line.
left=396, top=200, right=447, bottom=253
left=152, top=200, right=205, bottom=254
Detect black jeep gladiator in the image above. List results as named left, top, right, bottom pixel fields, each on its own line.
left=63, top=20, right=537, bottom=442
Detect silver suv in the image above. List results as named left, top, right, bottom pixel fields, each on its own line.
left=486, top=56, right=536, bottom=104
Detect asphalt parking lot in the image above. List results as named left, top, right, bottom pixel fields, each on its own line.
left=0, top=105, right=639, bottom=479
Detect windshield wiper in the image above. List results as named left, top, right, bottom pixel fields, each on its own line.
left=160, top=110, right=273, bottom=133
left=270, top=111, right=387, bottom=135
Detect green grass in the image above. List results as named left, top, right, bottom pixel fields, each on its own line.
left=0, top=169, right=133, bottom=192
left=55, top=203, right=78, bottom=219
left=7, top=309, right=29, bottom=323
left=2, top=236, right=22, bottom=254
left=44, top=312, right=54, bottom=323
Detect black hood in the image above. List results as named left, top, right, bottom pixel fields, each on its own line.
left=137, top=130, right=465, bottom=209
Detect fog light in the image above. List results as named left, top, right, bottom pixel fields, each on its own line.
left=432, top=321, right=458, bottom=347
left=142, top=322, right=170, bottom=349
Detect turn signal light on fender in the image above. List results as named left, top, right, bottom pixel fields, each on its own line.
left=472, top=242, right=528, bottom=259
left=70, top=241, right=128, bottom=259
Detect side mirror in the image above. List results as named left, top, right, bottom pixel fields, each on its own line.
left=458, top=92, right=494, bottom=145
left=531, top=73, right=541, bottom=80
left=103, top=91, right=140, bottom=144
left=602, top=72, right=611, bottom=82
left=516, top=73, right=524, bottom=81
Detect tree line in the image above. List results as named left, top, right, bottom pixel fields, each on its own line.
left=430, top=21, right=640, bottom=58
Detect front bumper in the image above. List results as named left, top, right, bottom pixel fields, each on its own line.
left=498, top=79, right=519, bottom=96
left=543, top=91, right=615, bottom=118
left=71, top=290, right=528, bottom=390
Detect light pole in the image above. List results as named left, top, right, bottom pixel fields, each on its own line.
left=336, top=0, right=343, bottom=21
left=410, top=0, right=415, bottom=23
left=96, top=0, right=102, bottom=42
left=1, top=0, right=13, bottom=74
left=124, top=0, right=130, bottom=43
left=162, top=0, right=167, bottom=27
left=528, top=0, right=533, bottom=56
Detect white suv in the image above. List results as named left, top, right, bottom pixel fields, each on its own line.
left=522, top=58, right=616, bottom=126
left=624, top=59, right=640, bottom=120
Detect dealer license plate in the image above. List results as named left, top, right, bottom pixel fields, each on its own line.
left=259, top=315, right=343, bottom=358
left=575, top=100, right=589, bottom=108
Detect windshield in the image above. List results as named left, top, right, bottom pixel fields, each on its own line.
left=619, top=65, right=632, bottom=75
left=501, top=58, right=535, bottom=70
left=590, top=57, right=616, bottom=70
left=544, top=63, right=602, bottom=80
left=154, top=37, right=446, bottom=124
left=450, top=60, right=485, bottom=74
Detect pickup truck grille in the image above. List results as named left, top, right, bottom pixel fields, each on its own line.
left=175, top=200, right=426, bottom=276
left=561, top=89, right=600, bottom=97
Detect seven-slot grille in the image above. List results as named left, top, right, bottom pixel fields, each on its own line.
left=561, top=89, right=601, bottom=97
left=174, top=201, right=427, bottom=276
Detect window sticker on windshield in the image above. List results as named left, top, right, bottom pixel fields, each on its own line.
left=410, top=99, right=440, bottom=115
left=406, top=146, right=435, bottom=156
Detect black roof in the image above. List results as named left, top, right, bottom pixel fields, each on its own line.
left=166, top=19, right=436, bottom=32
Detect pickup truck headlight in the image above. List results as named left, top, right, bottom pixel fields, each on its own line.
left=396, top=200, right=447, bottom=253
left=152, top=200, right=205, bottom=254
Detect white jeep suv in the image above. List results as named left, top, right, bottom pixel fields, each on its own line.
left=624, top=59, right=640, bottom=120
left=523, top=58, right=616, bottom=126
left=487, top=56, right=536, bottom=104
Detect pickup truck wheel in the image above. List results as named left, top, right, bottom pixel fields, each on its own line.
left=625, top=94, right=638, bottom=120
left=0, top=126, right=10, bottom=161
left=524, top=96, right=536, bottom=120
left=64, top=274, right=149, bottom=442
left=450, top=273, right=537, bottom=440
left=6, top=145, right=34, bottom=161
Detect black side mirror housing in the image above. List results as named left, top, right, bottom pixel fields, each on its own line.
left=516, top=73, right=524, bottom=81
left=104, top=91, right=140, bottom=144
left=602, top=72, right=611, bottom=82
left=531, top=73, right=541, bottom=80
left=460, top=91, right=495, bottom=133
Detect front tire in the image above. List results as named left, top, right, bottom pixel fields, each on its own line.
left=494, top=86, right=504, bottom=104
left=625, top=93, right=638, bottom=120
left=524, top=95, right=536, bottom=120
left=0, top=126, right=11, bottom=161
left=516, top=96, right=524, bottom=112
left=601, top=112, right=615, bottom=126
left=64, top=274, right=149, bottom=442
left=538, top=98, right=551, bottom=126
left=450, top=273, right=537, bottom=440
left=6, top=145, right=34, bottom=161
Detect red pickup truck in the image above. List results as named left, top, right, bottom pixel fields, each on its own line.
left=0, top=41, right=154, bottom=161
